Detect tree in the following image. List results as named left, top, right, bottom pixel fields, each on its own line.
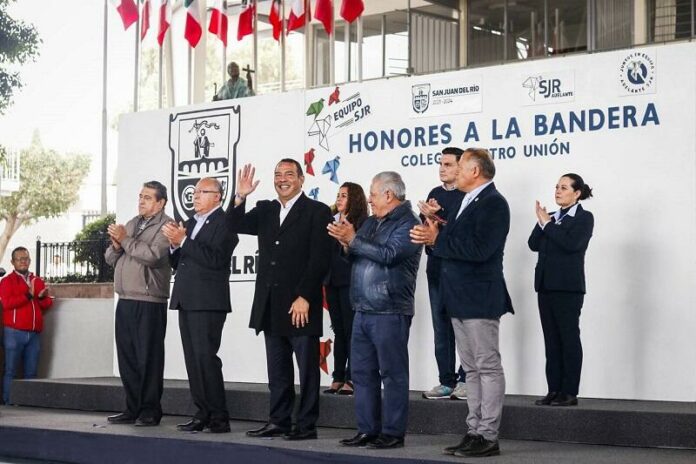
left=0, top=0, right=41, bottom=114
left=72, top=214, right=115, bottom=282
left=0, top=134, right=91, bottom=262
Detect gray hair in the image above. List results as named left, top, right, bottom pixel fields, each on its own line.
left=372, top=171, right=406, bottom=201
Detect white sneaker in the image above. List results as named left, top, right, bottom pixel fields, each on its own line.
left=422, top=384, right=454, bottom=399
left=451, top=382, right=467, bottom=400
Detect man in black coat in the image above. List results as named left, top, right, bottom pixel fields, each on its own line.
left=162, top=177, right=239, bottom=433
left=227, top=161, right=333, bottom=440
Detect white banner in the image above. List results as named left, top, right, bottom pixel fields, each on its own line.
left=117, top=42, right=696, bottom=401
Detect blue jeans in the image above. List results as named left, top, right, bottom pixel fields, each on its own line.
left=3, top=327, right=41, bottom=404
left=351, top=311, right=411, bottom=438
left=428, top=276, right=465, bottom=388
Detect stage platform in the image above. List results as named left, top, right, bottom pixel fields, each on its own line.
left=9, top=377, right=696, bottom=450
left=1, top=406, right=696, bottom=464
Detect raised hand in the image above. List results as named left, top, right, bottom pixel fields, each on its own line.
left=236, top=163, right=260, bottom=198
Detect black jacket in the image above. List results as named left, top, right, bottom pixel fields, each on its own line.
left=528, top=203, right=594, bottom=293
left=433, top=183, right=514, bottom=319
left=227, top=193, right=333, bottom=336
left=169, top=208, right=239, bottom=312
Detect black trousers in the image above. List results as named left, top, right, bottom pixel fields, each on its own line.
left=538, top=291, right=584, bottom=396
left=326, top=285, right=354, bottom=383
left=115, top=299, right=167, bottom=419
left=264, top=333, right=320, bottom=431
left=178, top=310, right=229, bottom=422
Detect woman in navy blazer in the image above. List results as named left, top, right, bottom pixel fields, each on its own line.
left=528, top=173, right=594, bottom=407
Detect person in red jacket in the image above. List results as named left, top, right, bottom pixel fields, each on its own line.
left=0, top=247, right=53, bottom=404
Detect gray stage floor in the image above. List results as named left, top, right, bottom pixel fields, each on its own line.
left=1, top=406, right=695, bottom=464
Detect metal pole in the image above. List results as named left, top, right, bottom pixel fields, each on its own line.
left=329, top=1, right=335, bottom=85
left=381, top=14, right=386, bottom=77
left=158, top=46, right=163, bottom=108
left=503, top=0, right=508, bottom=61
left=344, top=21, right=350, bottom=81
left=101, top=0, right=108, bottom=217
left=555, top=7, right=559, bottom=52
left=531, top=11, right=536, bottom=57
left=134, top=6, right=140, bottom=111
left=253, top=0, right=258, bottom=90
left=357, top=16, right=363, bottom=81
left=222, top=1, right=228, bottom=89
left=281, top=0, right=286, bottom=91
left=407, top=0, right=413, bottom=74
left=692, top=0, right=695, bottom=38
left=543, top=0, right=548, bottom=56
left=188, top=47, right=192, bottom=104
left=304, top=0, right=310, bottom=88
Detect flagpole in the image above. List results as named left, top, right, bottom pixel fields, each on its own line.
left=134, top=3, right=141, bottom=111
left=222, top=0, right=227, bottom=89
left=281, top=0, right=286, bottom=92
left=101, top=0, right=108, bottom=217
left=253, top=0, right=258, bottom=91
left=329, top=0, right=335, bottom=85
left=188, top=47, right=192, bottom=105
left=357, top=14, right=363, bottom=82
left=158, top=45, right=163, bottom=108
left=304, top=0, right=309, bottom=88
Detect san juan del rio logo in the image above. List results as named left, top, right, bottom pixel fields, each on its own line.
left=168, top=105, right=240, bottom=222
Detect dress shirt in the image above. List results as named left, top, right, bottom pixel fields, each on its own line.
left=277, top=191, right=302, bottom=226
left=455, top=180, right=494, bottom=219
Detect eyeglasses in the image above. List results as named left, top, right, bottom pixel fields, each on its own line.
left=14, top=257, right=31, bottom=262
left=193, top=189, right=220, bottom=195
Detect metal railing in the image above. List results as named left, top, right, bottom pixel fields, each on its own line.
left=35, top=236, right=112, bottom=283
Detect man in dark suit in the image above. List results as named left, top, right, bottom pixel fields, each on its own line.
left=162, top=177, right=239, bottom=433
left=411, top=148, right=513, bottom=458
left=227, top=161, right=333, bottom=440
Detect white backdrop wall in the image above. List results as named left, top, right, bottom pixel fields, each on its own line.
left=116, top=42, right=696, bottom=402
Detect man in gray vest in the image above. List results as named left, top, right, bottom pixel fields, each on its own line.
left=105, top=180, right=173, bottom=427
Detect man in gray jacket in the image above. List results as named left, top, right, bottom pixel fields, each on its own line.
left=105, top=181, right=173, bottom=427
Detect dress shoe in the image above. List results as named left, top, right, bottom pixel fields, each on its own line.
left=323, top=382, right=344, bottom=394
left=208, top=419, right=231, bottom=433
left=340, top=432, right=378, bottom=447
left=283, top=428, right=317, bottom=440
left=535, top=392, right=559, bottom=406
left=246, top=423, right=289, bottom=437
left=337, top=381, right=354, bottom=396
left=551, top=393, right=578, bottom=406
left=176, top=418, right=207, bottom=432
left=107, top=412, right=136, bottom=424
left=366, top=434, right=404, bottom=449
left=134, top=415, right=161, bottom=427
left=443, top=433, right=480, bottom=455
left=456, top=438, right=500, bottom=457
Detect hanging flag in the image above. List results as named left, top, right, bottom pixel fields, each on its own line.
left=268, top=0, right=282, bottom=41
left=157, top=0, right=172, bottom=46
left=340, top=0, right=363, bottom=23
left=287, top=0, right=310, bottom=34
left=110, top=0, right=139, bottom=30
left=184, top=0, right=202, bottom=48
left=209, top=0, right=229, bottom=46
left=314, top=0, right=333, bottom=35
left=140, top=0, right=151, bottom=40
left=237, top=0, right=254, bottom=42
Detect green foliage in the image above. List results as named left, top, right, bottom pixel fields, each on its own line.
left=72, top=214, right=115, bottom=282
left=0, top=0, right=42, bottom=114
left=45, top=272, right=101, bottom=284
left=0, top=136, right=91, bottom=224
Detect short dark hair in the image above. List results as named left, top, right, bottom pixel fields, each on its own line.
left=277, top=158, right=304, bottom=178
left=441, top=146, right=464, bottom=162
left=464, top=148, right=496, bottom=179
left=11, top=246, right=29, bottom=261
left=562, top=173, right=593, bottom=200
left=143, top=180, right=168, bottom=202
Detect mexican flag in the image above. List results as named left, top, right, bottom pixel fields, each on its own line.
left=140, top=0, right=151, bottom=40
left=184, top=0, right=202, bottom=48
left=110, top=0, right=139, bottom=30
left=236, top=0, right=254, bottom=42
left=209, top=0, right=229, bottom=46
left=287, top=0, right=310, bottom=34
left=157, top=0, right=172, bottom=46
